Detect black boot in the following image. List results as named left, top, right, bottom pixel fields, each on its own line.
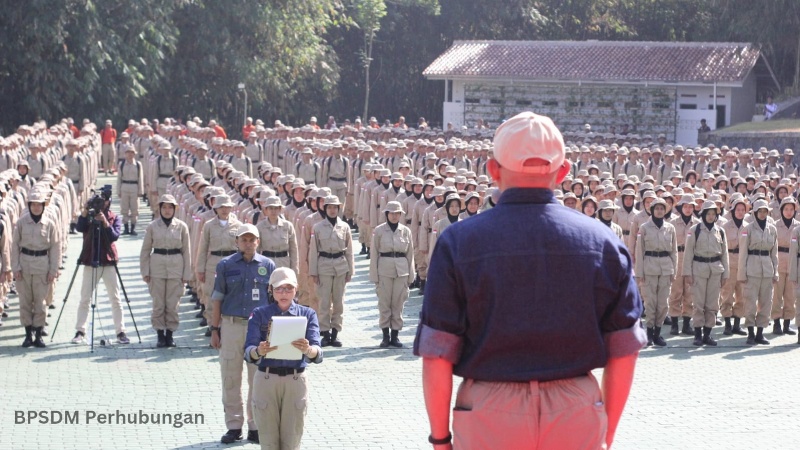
left=652, top=327, right=666, bottom=347
left=69, top=223, right=77, bottom=235
left=746, top=326, right=756, bottom=345
left=389, top=329, right=403, bottom=348
left=130, top=222, right=138, bottom=236
left=723, top=317, right=733, bottom=336
left=196, top=304, right=205, bottom=318
left=320, top=331, right=332, bottom=347
left=732, top=317, right=747, bottom=335
left=365, top=249, right=370, bottom=260
left=755, top=327, right=770, bottom=345
left=379, top=328, right=390, bottom=348
left=156, top=330, right=166, bottom=348
left=670, top=316, right=680, bottom=335
left=702, top=327, right=717, bottom=346
left=33, top=327, right=46, bottom=348
left=360, top=244, right=367, bottom=255
left=418, top=279, right=426, bottom=293
left=681, top=317, right=693, bottom=335
left=22, top=326, right=33, bottom=348
left=165, top=330, right=176, bottom=347
left=692, top=327, right=703, bottom=346
left=123, top=223, right=130, bottom=235
left=663, top=316, right=673, bottom=325
left=772, top=320, right=783, bottom=335
left=330, top=328, right=342, bottom=347
left=646, top=327, right=654, bottom=346
left=783, top=319, right=796, bottom=335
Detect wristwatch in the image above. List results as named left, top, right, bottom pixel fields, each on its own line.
left=428, top=433, right=452, bottom=445
left=209, top=325, right=220, bottom=332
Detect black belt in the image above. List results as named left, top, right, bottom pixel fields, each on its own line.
left=258, top=366, right=305, bottom=376
left=748, top=250, right=770, bottom=256
left=70, top=178, right=80, bottom=183
left=622, top=230, right=630, bottom=236
left=644, top=251, right=670, bottom=257
left=329, top=176, right=346, bottom=182
left=380, top=252, right=406, bottom=258
left=677, top=245, right=685, bottom=252
left=211, top=250, right=236, bottom=257
left=262, top=250, right=289, bottom=258
left=21, top=248, right=48, bottom=257
left=319, top=251, right=344, bottom=259
left=121, top=180, right=138, bottom=184
left=693, top=255, right=721, bottom=263
left=153, top=248, right=182, bottom=255
left=158, top=174, right=171, bottom=178
left=405, top=220, right=412, bottom=225
left=778, top=246, right=790, bottom=253
left=728, top=248, right=739, bottom=254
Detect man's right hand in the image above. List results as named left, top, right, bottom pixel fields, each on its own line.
left=210, top=330, right=221, bottom=349
left=197, top=272, right=205, bottom=283
left=14, top=271, right=22, bottom=281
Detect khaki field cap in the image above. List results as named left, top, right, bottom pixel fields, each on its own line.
left=383, top=201, right=404, bottom=214
left=213, top=194, right=235, bottom=208
left=269, top=267, right=298, bottom=288
left=325, top=195, right=342, bottom=206
left=752, top=199, right=770, bottom=212
left=158, top=194, right=178, bottom=206
left=236, top=223, right=259, bottom=238
left=28, top=191, right=47, bottom=203
left=493, top=111, right=565, bottom=174
left=598, top=199, right=619, bottom=211
left=262, top=196, right=283, bottom=208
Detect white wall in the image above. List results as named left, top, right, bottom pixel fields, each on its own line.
left=675, top=85, right=732, bottom=127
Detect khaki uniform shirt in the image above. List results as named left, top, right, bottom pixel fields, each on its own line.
left=196, top=217, right=241, bottom=273
left=775, top=218, right=799, bottom=273
left=117, top=159, right=144, bottom=196
left=256, top=217, right=298, bottom=273
left=140, top=218, right=193, bottom=280
left=737, top=220, right=779, bottom=281
left=369, top=223, right=414, bottom=282
left=634, top=219, right=678, bottom=277
left=11, top=213, right=61, bottom=276
left=308, top=218, right=354, bottom=277
left=683, top=223, right=729, bottom=278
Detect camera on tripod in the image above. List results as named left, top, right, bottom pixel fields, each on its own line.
left=87, top=185, right=113, bottom=217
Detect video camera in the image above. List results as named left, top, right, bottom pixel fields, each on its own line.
left=87, top=185, right=113, bottom=216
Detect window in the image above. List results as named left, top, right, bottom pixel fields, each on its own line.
left=679, top=104, right=697, bottom=110
left=516, top=100, right=532, bottom=106
left=653, top=102, right=671, bottom=109
left=490, top=99, right=503, bottom=105
left=542, top=100, right=558, bottom=107
left=568, top=101, right=585, bottom=107
left=624, top=101, right=641, bottom=109
left=597, top=101, right=614, bottom=108
left=465, top=98, right=479, bottom=104
left=446, top=80, right=453, bottom=102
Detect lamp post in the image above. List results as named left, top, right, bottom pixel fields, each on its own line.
left=238, top=83, right=247, bottom=127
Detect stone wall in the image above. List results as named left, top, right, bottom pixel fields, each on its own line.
left=701, top=131, right=800, bottom=152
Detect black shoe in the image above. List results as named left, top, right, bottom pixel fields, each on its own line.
left=220, top=429, right=243, bottom=444
left=681, top=317, right=693, bottom=335
left=40, top=327, right=48, bottom=336
left=755, top=327, right=770, bottom=345
left=247, top=430, right=259, bottom=444
left=360, top=244, right=367, bottom=255
left=772, top=320, right=783, bottom=335
left=48, top=304, right=56, bottom=310
left=418, top=279, right=426, bottom=293
left=117, top=332, right=131, bottom=345
left=330, top=328, right=342, bottom=347
left=33, top=327, right=46, bottom=348
left=746, top=327, right=756, bottom=345
left=320, top=331, right=332, bottom=347
left=22, top=326, right=33, bottom=348
left=130, top=223, right=138, bottom=236
left=1, top=311, right=7, bottom=318
left=663, top=316, right=672, bottom=326
left=196, top=304, right=205, bottom=318
left=69, top=224, right=77, bottom=234
left=200, top=317, right=208, bottom=327
left=732, top=317, right=747, bottom=336
left=646, top=327, right=653, bottom=347
left=723, top=317, right=733, bottom=336
left=365, top=251, right=370, bottom=260
left=389, top=329, right=403, bottom=348
left=165, top=330, right=176, bottom=347
left=715, top=316, right=723, bottom=326
left=702, top=327, right=717, bottom=346
left=692, top=327, right=703, bottom=346
left=123, top=223, right=130, bottom=235
left=380, top=328, right=390, bottom=348
left=156, top=330, right=166, bottom=348
left=783, top=319, right=797, bottom=335
left=669, top=317, right=680, bottom=335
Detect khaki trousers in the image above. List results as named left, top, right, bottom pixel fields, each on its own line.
left=299, top=274, right=320, bottom=315
left=643, top=275, right=671, bottom=328
left=318, top=274, right=345, bottom=332
left=377, top=276, right=408, bottom=330
left=219, top=315, right=257, bottom=431
left=119, top=191, right=140, bottom=222
left=252, top=370, right=308, bottom=450
left=344, top=193, right=355, bottom=220
left=331, top=187, right=347, bottom=217
left=415, top=249, right=429, bottom=280
left=771, top=272, right=796, bottom=320
left=45, top=278, right=55, bottom=307
left=691, top=272, right=722, bottom=328
left=17, top=273, right=48, bottom=327
left=668, top=254, right=692, bottom=317
left=719, top=262, right=745, bottom=318
left=744, top=277, right=773, bottom=328
left=75, top=266, right=126, bottom=335
left=149, top=277, right=183, bottom=331
left=102, top=144, right=115, bottom=169
left=453, top=374, right=607, bottom=450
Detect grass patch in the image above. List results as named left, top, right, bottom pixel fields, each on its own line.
left=717, top=119, right=800, bottom=133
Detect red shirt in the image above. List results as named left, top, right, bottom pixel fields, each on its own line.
left=214, top=125, right=227, bottom=139
left=100, top=127, right=117, bottom=144
left=242, top=124, right=255, bottom=139
left=70, top=125, right=80, bottom=138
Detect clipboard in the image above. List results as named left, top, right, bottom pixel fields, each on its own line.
left=266, top=316, right=308, bottom=360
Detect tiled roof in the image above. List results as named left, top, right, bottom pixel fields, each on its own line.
left=423, top=40, right=761, bottom=84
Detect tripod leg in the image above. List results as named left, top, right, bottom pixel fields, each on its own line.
left=90, top=266, right=96, bottom=353
left=115, top=264, right=141, bottom=343
left=50, top=262, right=82, bottom=342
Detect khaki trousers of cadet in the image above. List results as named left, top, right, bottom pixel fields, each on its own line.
left=720, top=261, right=745, bottom=318
left=744, top=277, right=773, bottom=328
left=668, top=253, right=692, bottom=317
left=643, top=275, right=671, bottom=328
left=149, top=277, right=183, bottom=331
left=17, top=273, right=48, bottom=327
left=301, top=275, right=320, bottom=314
left=691, top=267, right=722, bottom=328
left=45, top=278, right=55, bottom=307
left=318, top=274, right=345, bottom=332
left=252, top=370, right=308, bottom=450
left=377, top=276, right=408, bottom=330
left=102, top=144, right=115, bottom=169
left=219, top=315, right=257, bottom=431
left=119, top=191, right=140, bottom=223
left=415, top=249, right=429, bottom=281
left=75, top=266, right=126, bottom=335
left=344, top=192, right=355, bottom=220
left=452, top=374, right=607, bottom=450
left=331, top=187, right=347, bottom=217
left=771, top=272, right=796, bottom=320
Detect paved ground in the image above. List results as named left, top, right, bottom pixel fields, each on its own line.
left=3, top=174, right=800, bottom=450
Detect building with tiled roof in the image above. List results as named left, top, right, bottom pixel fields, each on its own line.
left=424, top=40, right=779, bottom=145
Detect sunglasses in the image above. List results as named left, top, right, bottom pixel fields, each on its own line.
left=273, top=286, right=296, bottom=293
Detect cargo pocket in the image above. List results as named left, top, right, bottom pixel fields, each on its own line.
left=253, top=397, right=268, bottom=411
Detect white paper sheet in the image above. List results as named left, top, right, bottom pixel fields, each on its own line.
left=267, top=316, right=308, bottom=360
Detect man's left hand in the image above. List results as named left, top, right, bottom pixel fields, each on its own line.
left=94, top=213, right=109, bottom=227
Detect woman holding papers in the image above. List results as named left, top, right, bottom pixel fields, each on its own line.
left=245, top=267, right=323, bottom=450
